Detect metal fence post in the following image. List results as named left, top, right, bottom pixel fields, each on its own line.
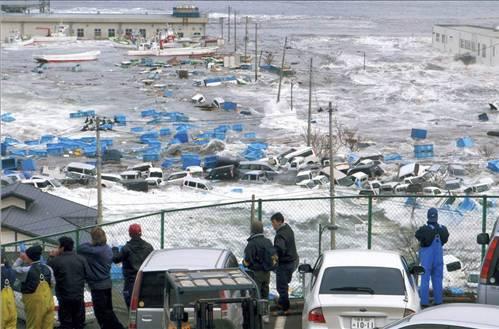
left=75, top=230, right=80, bottom=251
left=367, top=196, right=373, bottom=250
left=257, top=199, right=262, bottom=222
left=160, top=211, right=165, bottom=249
left=481, top=196, right=487, bottom=260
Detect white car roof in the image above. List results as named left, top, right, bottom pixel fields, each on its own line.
left=400, top=304, right=499, bottom=328
left=148, top=167, right=163, bottom=173
left=102, top=173, right=122, bottom=179
left=121, top=170, right=140, bottom=176
left=321, top=249, right=403, bottom=268
left=67, top=162, right=95, bottom=170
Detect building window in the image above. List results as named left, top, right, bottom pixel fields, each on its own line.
left=482, top=44, right=486, bottom=58
left=125, top=28, right=133, bottom=37
left=139, top=29, right=146, bottom=38
left=460, top=39, right=464, bottom=48
left=77, top=28, right=84, bottom=38
left=436, top=33, right=440, bottom=42
left=94, top=28, right=102, bottom=39
left=108, top=28, right=116, bottom=38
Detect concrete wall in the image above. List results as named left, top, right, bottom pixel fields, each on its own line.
left=432, top=25, right=499, bottom=66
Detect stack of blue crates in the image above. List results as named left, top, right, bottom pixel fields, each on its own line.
left=410, top=128, right=427, bottom=140
left=414, top=144, right=434, bottom=158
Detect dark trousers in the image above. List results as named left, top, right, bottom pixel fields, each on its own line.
left=123, top=276, right=136, bottom=309
left=253, top=271, right=270, bottom=300
left=57, top=298, right=85, bottom=329
left=91, top=288, right=125, bottom=329
left=276, top=262, right=296, bottom=311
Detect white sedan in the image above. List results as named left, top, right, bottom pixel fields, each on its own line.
left=300, top=249, right=423, bottom=329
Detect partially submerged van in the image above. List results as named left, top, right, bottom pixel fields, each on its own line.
left=182, top=177, right=213, bottom=191
left=240, top=170, right=269, bottom=183
left=278, top=147, right=318, bottom=168
left=65, top=162, right=96, bottom=179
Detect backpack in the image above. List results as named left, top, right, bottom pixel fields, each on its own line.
left=261, top=241, right=278, bottom=272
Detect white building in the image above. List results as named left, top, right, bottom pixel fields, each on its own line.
left=432, top=24, right=499, bottom=66
left=1, top=11, right=208, bottom=42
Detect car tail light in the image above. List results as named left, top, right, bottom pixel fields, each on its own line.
left=404, top=308, right=415, bottom=317
left=480, top=237, right=499, bottom=284
left=129, top=271, right=143, bottom=329
left=308, top=307, right=326, bottom=323
left=220, top=291, right=228, bottom=317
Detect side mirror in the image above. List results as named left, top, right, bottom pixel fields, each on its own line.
left=298, top=264, right=313, bottom=274
left=446, top=261, right=462, bottom=272
left=477, top=233, right=490, bottom=245
left=409, top=265, right=425, bottom=275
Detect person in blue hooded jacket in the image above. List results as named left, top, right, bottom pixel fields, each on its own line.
left=415, top=208, right=449, bottom=308
left=78, top=227, right=125, bottom=329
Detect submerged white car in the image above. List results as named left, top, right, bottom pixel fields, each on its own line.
left=300, top=250, right=422, bottom=329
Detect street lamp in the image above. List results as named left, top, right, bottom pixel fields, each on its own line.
left=318, top=223, right=339, bottom=256
left=357, top=51, right=366, bottom=70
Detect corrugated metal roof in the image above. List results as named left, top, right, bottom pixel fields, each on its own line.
left=1, top=183, right=97, bottom=237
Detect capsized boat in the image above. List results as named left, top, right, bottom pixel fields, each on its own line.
left=33, top=50, right=101, bottom=63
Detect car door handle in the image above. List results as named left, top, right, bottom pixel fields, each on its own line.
left=141, top=315, right=153, bottom=322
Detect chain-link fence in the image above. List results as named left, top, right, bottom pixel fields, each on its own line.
left=3, top=195, right=498, bottom=307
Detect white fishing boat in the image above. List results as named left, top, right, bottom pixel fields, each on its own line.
left=33, top=50, right=101, bottom=63
left=127, top=46, right=217, bottom=57
left=32, top=24, right=77, bottom=43
left=2, top=31, right=34, bottom=47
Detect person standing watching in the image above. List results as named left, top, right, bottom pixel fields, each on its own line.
left=78, top=227, right=125, bottom=329
left=112, top=223, right=153, bottom=309
left=415, top=208, right=449, bottom=308
left=271, top=212, right=298, bottom=315
left=1, top=254, right=17, bottom=329
left=12, top=244, right=55, bottom=329
left=48, top=236, right=89, bottom=329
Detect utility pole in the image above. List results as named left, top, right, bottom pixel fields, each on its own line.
left=96, top=117, right=103, bottom=224
left=234, top=10, right=237, bottom=52
left=328, top=102, right=336, bottom=249
left=276, top=36, right=287, bottom=103
left=244, top=16, right=249, bottom=59
left=290, top=81, right=294, bottom=111
left=228, top=6, right=231, bottom=42
left=254, top=23, right=258, bottom=82
left=307, top=58, right=313, bottom=146
left=220, top=17, right=224, bottom=39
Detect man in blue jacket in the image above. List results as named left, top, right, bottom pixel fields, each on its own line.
left=79, top=227, right=125, bottom=329
left=415, top=208, right=450, bottom=308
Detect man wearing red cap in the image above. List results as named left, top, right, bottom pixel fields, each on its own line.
left=112, top=223, right=153, bottom=309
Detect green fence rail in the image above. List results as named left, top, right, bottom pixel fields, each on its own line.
left=2, top=194, right=498, bottom=307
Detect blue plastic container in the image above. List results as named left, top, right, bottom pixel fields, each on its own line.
left=160, top=128, right=171, bottom=136
left=232, top=124, right=244, bottom=132
left=114, top=115, right=126, bottom=126
left=456, top=137, right=473, bottom=148
left=161, top=159, right=175, bottom=168
left=40, top=135, right=55, bottom=144
left=243, top=132, right=256, bottom=139
left=411, top=128, right=427, bottom=140
left=131, top=127, right=144, bottom=133
left=384, top=153, right=402, bottom=161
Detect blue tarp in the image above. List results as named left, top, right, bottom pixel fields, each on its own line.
left=174, top=131, right=189, bottom=143
left=28, top=149, right=47, bottom=157
left=131, top=127, right=145, bottom=133
left=40, top=135, right=55, bottom=144
left=161, top=159, right=175, bottom=169
left=456, top=137, right=474, bottom=148
left=384, top=153, right=402, bottom=161
left=1, top=143, right=7, bottom=156
left=1, top=113, right=15, bottom=122
left=160, top=128, right=171, bottom=136
left=1, top=158, right=17, bottom=170
left=223, top=102, right=237, bottom=111
left=487, top=160, right=499, bottom=173
left=232, top=124, right=244, bottom=132
left=141, top=109, right=158, bottom=117
left=114, top=115, right=126, bottom=126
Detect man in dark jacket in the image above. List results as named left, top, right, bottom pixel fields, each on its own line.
left=243, top=221, right=277, bottom=301
left=112, top=223, right=154, bottom=309
left=415, top=208, right=450, bottom=308
left=271, top=212, right=298, bottom=314
left=79, top=227, right=124, bottom=329
left=48, top=236, right=89, bottom=329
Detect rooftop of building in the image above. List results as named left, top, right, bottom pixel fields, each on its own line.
left=1, top=12, right=208, bottom=23
left=435, top=24, right=499, bottom=38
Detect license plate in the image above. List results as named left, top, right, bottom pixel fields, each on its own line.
left=351, top=317, right=376, bottom=329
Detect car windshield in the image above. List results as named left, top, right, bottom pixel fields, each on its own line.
left=320, top=266, right=405, bottom=295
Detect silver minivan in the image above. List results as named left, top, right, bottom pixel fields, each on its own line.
left=129, top=248, right=240, bottom=329
left=477, top=218, right=499, bottom=305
